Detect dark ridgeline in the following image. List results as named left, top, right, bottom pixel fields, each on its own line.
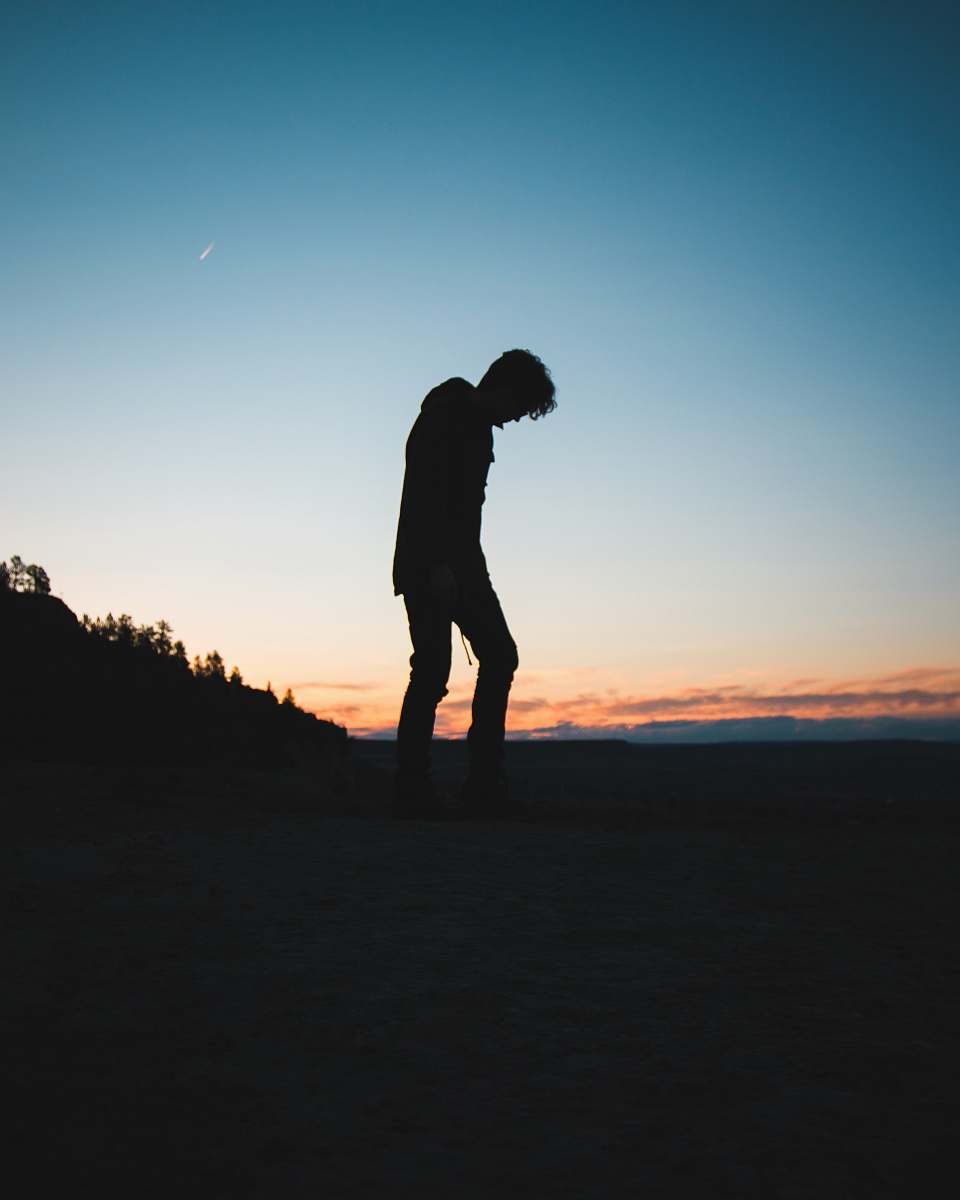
left=1, top=557, right=347, bottom=771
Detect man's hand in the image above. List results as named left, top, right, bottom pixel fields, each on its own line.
left=428, top=563, right=458, bottom=605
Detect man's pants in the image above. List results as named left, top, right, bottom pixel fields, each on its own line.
left=397, top=576, right=518, bottom=782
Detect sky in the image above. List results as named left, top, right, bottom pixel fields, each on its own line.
left=3, top=0, right=958, bottom=737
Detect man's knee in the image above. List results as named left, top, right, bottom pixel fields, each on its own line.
left=506, top=640, right=519, bottom=677
left=479, top=638, right=518, bottom=680
left=408, top=658, right=450, bottom=704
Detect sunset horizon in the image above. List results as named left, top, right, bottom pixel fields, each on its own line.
left=299, top=663, right=960, bottom=740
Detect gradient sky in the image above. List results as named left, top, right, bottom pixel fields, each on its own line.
left=4, top=0, right=958, bottom=735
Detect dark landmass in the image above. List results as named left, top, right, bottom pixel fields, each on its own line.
left=361, top=716, right=960, bottom=742
left=6, top=738, right=959, bottom=1196
left=353, top=736, right=960, bottom=827
left=5, top=584, right=959, bottom=1195
left=513, top=715, right=960, bottom=742
left=1, top=589, right=347, bottom=777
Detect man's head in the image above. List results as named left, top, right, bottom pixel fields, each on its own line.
left=477, top=349, right=557, bottom=426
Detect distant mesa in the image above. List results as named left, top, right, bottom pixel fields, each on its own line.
left=507, top=715, right=960, bottom=744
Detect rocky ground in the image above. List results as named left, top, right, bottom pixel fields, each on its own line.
left=5, top=744, right=959, bottom=1197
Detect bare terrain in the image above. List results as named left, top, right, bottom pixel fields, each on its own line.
left=5, top=741, right=959, bottom=1197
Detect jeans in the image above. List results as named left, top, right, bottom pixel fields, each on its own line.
left=397, top=573, right=518, bottom=782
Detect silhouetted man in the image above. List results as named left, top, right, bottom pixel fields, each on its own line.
left=392, top=349, right=557, bottom=819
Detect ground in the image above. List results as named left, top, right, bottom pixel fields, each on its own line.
left=5, top=742, right=959, bottom=1197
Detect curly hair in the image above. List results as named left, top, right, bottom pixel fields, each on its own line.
left=480, top=349, right=557, bottom=420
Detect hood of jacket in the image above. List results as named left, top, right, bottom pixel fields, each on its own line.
left=421, top=376, right=474, bottom=413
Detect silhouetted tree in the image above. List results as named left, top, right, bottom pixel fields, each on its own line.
left=203, top=651, right=226, bottom=680
left=9, top=555, right=26, bottom=590
left=0, top=561, right=9, bottom=590
left=24, top=564, right=51, bottom=594
left=154, top=620, right=173, bottom=656
left=134, top=623, right=155, bottom=652
left=229, top=666, right=243, bottom=686
left=282, top=687, right=296, bottom=707
left=114, top=614, right=135, bottom=648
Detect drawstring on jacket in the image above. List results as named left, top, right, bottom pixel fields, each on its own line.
left=460, top=630, right=473, bottom=665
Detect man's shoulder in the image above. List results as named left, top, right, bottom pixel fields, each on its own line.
left=420, top=376, right=475, bottom=413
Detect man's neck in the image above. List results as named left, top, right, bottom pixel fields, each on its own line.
left=473, top=384, right=512, bottom=428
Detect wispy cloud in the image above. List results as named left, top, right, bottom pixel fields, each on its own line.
left=781, top=677, right=822, bottom=690
left=860, top=666, right=960, bottom=687
left=289, top=681, right=381, bottom=692
left=525, top=680, right=960, bottom=724
left=320, top=667, right=960, bottom=739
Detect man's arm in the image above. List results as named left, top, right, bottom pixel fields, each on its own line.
left=413, top=401, right=460, bottom=598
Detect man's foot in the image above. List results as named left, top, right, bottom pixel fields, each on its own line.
left=458, top=770, right=521, bottom=819
left=392, top=773, right=457, bottom=820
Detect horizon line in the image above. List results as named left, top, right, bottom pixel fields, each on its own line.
left=341, top=714, right=960, bottom=744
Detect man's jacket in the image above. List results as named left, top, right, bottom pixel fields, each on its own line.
left=393, top=377, right=495, bottom=596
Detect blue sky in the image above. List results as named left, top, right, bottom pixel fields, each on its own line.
left=3, top=0, right=958, bottom=733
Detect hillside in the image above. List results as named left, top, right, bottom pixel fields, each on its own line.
left=1, top=589, right=347, bottom=773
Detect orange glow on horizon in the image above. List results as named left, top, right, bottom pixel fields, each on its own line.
left=294, top=666, right=960, bottom=737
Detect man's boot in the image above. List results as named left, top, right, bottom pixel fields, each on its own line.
left=458, top=767, right=520, bottom=819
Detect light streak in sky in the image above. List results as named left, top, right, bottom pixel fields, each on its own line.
left=198, top=242, right=215, bottom=261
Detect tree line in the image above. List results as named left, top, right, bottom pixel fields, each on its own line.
left=2, top=555, right=295, bottom=704
left=3, top=557, right=338, bottom=768
left=79, top=611, right=294, bottom=704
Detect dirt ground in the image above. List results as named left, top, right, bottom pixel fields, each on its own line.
left=6, top=749, right=959, bottom=1197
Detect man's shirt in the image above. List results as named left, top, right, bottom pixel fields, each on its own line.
left=392, top=377, right=495, bottom=596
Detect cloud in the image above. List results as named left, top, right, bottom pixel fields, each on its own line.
left=499, top=671, right=960, bottom=727
left=335, top=666, right=960, bottom=740
left=603, top=687, right=960, bottom=717
left=497, top=696, right=552, bottom=714
left=863, top=666, right=960, bottom=687
left=289, top=681, right=381, bottom=692
left=819, top=667, right=960, bottom=693
left=304, top=702, right=366, bottom=719
left=433, top=697, right=474, bottom=715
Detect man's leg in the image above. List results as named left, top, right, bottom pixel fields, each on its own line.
left=396, top=583, right=453, bottom=810
left=455, top=579, right=519, bottom=805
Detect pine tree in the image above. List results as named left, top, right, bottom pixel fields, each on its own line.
left=154, top=620, right=174, bottom=655
left=204, top=651, right=226, bottom=680
left=24, top=564, right=51, bottom=594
